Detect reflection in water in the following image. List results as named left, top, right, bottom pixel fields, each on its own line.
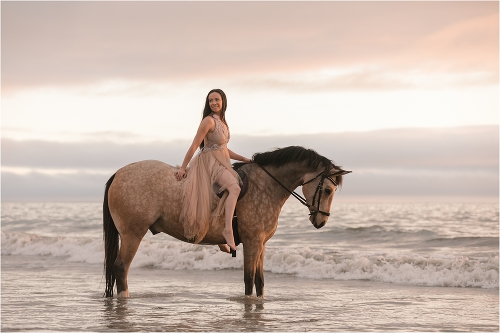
left=102, top=298, right=137, bottom=331
left=242, top=297, right=266, bottom=331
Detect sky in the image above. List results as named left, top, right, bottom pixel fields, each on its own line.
left=1, top=1, right=498, bottom=201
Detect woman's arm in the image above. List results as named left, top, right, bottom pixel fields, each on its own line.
left=175, top=117, right=215, bottom=180
left=228, top=148, right=252, bottom=163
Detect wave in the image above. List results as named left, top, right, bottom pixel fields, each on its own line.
left=313, top=226, right=499, bottom=251
left=425, top=236, right=499, bottom=248
left=2, top=231, right=498, bottom=289
left=1, top=231, right=104, bottom=263
left=264, top=248, right=499, bottom=289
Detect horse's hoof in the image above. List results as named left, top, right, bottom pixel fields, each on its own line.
left=230, top=249, right=236, bottom=257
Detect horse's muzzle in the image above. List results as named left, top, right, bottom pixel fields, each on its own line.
left=310, top=215, right=326, bottom=229
left=314, top=221, right=326, bottom=229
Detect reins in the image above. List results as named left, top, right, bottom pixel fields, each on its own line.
left=257, top=164, right=340, bottom=217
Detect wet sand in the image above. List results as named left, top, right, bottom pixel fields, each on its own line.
left=2, top=255, right=498, bottom=331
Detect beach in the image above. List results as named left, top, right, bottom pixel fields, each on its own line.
left=1, top=200, right=498, bottom=331
left=2, top=2, right=499, bottom=331
left=2, top=255, right=498, bottom=332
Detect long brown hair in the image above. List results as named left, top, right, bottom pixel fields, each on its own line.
left=200, top=89, right=228, bottom=150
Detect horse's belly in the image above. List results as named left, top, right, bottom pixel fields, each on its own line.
left=151, top=217, right=226, bottom=245
left=151, top=217, right=185, bottom=240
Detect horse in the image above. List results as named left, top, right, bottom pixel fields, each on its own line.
left=103, top=146, right=350, bottom=298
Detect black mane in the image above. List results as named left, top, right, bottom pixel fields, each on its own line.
left=252, top=146, right=334, bottom=169
left=234, top=146, right=344, bottom=188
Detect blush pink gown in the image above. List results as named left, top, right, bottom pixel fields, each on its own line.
left=180, top=113, right=240, bottom=243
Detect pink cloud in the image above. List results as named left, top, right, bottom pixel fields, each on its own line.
left=1, top=2, right=497, bottom=90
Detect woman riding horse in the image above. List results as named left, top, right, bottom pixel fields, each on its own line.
left=174, top=88, right=251, bottom=253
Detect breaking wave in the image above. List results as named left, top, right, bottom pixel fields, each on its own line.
left=2, top=231, right=497, bottom=289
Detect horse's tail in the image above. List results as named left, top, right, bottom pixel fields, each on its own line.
left=103, top=173, right=118, bottom=298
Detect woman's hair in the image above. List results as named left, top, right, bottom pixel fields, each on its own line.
left=200, top=88, right=228, bottom=150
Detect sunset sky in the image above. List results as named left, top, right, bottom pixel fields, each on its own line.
left=1, top=1, right=498, bottom=201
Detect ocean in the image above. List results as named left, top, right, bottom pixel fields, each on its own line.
left=1, top=199, right=498, bottom=331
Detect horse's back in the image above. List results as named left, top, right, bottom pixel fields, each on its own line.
left=108, top=160, right=181, bottom=232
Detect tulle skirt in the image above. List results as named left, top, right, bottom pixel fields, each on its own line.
left=180, top=148, right=240, bottom=242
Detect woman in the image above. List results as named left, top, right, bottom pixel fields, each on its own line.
left=175, top=89, right=251, bottom=253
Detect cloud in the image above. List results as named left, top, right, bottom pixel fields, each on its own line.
left=1, top=171, right=108, bottom=202
left=412, top=13, right=499, bottom=72
left=1, top=139, right=185, bottom=170
left=2, top=126, right=498, bottom=170
left=2, top=2, right=497, bottom=91
left=341, top=170, right=498, bottom=197
left=3, top=167, right=497, bottom=202
left=228, top=68, right=498, bottom=93
left=1, top=125, right=497, bottom=201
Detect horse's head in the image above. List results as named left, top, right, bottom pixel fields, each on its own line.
left=301, top=166, right=351, bottom=229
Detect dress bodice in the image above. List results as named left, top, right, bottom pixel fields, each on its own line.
left=201, top=114, right=230, bottom=153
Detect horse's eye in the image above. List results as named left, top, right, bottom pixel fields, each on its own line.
left=325, top=188, right=332, bottom=195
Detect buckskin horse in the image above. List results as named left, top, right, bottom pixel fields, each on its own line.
left=103, top=146, right=350, bottom=297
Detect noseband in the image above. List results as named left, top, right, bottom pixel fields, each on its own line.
left=258, top=165, right=340, bottom=217
left=302, top=169, right=339, bottom=217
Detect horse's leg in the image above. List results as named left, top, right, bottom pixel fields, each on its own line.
left=255, top=247, right=265, bottom=297
left=243, top=242, right=264, bottom=296
left=114, top=233, right=143, bottom=298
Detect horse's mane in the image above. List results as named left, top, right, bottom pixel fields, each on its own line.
left=234, top=146, right=344, bottom=187
left=252, top=146, right=333, bottom=169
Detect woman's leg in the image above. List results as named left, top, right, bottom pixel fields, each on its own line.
left=221, top=182, right=240, bottom=251
left=218, top=244, right=230, bottom=253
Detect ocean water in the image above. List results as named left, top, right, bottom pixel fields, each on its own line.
left=1, top=200, right=499, bottom=331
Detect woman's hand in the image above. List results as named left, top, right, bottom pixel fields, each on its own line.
left=175, top=167, right=187, bottom=181
left=228, top=149, right=252, bottom=163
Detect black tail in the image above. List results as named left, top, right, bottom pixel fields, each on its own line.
left=103, top=173, right=118, bottom=298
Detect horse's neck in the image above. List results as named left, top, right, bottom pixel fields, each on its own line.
left=258, top=163, right=321, bottom=202
left=280, top=163, right=323, bottom=186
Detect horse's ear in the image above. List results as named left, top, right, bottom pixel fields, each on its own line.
left=335, top=169, right=352, bottom=176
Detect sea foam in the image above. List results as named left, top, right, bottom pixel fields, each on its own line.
left=2, top=231, right=498, bottom=289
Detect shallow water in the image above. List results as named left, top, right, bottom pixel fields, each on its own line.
left=1, top=200, right=498, bottom=331
left=2, top=255, right=498, bottom=332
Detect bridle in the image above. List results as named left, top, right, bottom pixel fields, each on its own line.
left=259, top=165, right=340, bottom=217
left=258, top=164, right=341, bottom=217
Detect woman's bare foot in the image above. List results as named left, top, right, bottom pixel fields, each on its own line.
left=222, top=228, right=236, bottom=251
left=218, top=244, right=230, bottom=253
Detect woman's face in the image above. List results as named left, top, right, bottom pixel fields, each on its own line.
left=208, top=92, right=223, bottom=113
